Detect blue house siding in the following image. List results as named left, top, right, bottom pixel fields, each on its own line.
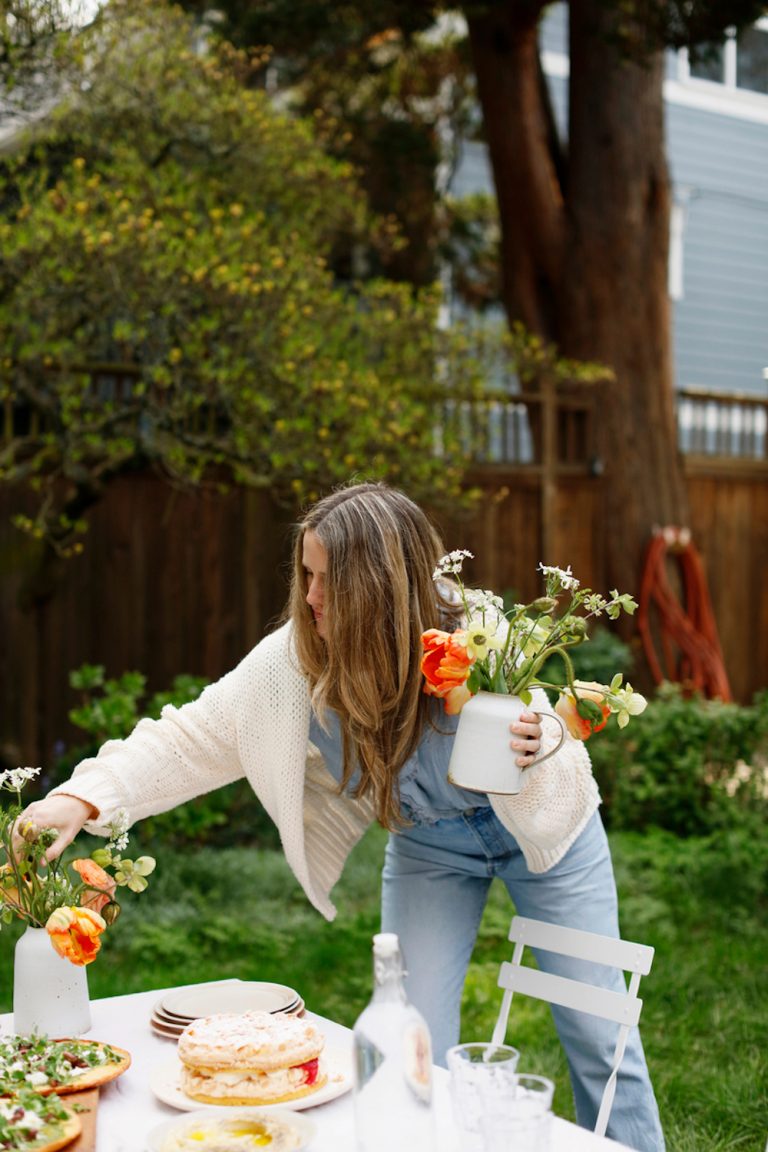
left=666, top=104, right=768, bottom=396
left=450, top=5, right=768, bottom=404
left=539, top=4, right=568, bottom=55
left=450, top=139, right=494, bottom=199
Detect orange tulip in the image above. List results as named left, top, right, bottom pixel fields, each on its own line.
left=72, top=858, right=116, bottom=914
left=46, top=906, right=106, bottom=966
left=421, top=629, right=474, bottom=715
left=555, top=680, right=611, bottom=741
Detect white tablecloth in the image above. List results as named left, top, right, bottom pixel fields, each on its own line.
left=1, top=983, right=636, bottom=1151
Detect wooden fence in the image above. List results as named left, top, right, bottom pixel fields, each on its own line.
left=2, top=384, right=768, bottom=766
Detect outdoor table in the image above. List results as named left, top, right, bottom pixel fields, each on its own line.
left=0, top=985, right=636, bottom=1150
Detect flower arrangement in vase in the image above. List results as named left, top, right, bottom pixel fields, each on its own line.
left=421, top=553, right=647, bottom=766
left=0, top=766, right=155, bottom=1035
left=421, top=548, right=649, bottom=728
left=0, top=767, right=155, bottom=963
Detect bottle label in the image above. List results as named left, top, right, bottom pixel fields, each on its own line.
left=404, top=1022, right=432, bottom=1104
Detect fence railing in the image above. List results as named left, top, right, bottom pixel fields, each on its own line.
left=444, top=383, right=768, bottom=468
left=5, top=367, right=768, bottom=468
left=440, top=380, right=598, bottom=470
left=677, top=386, right=768, bottom=459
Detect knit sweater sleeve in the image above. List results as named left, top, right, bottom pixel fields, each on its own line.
left=50, top=624, right=371, bottom=921
left=489, top=687, right=601, bottom=873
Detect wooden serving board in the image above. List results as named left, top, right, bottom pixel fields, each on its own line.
left=64, top=1088, right=99, bottom=1152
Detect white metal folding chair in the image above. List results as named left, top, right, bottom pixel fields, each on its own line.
left=491, top=915, right=655, bottom=1138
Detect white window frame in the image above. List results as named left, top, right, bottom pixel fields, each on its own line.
left=724, top=25, right=738, bottom=89
left=668, top=200, right=686, bottom=302
left=671, top=19, right=768, bottom=124
left=678, top=20, right=768, bottom=89
left=541, top=20, right=768, bottom=122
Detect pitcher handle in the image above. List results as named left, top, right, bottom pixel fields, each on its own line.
left=526, top=711, right=566, bottom=768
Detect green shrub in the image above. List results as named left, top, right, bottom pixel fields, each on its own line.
left=68, top=664, right=208, bottom=743
left=56, top=664, right=279, bottom=849
left=589, top=683, right=768, bottom=836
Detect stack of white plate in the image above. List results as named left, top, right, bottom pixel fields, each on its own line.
left=150, top=980, right=305, bottom=1039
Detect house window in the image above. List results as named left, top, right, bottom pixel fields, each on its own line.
left=688, top=41, right=726, bottom=85
left=737, top=20, right=768, bottom=94
left=686, top=19, right=768, bottom=95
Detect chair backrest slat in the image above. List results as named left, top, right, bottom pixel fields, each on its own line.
left=497, top=960, right=643, bottom=1026
left=493, top=916, right=656, bottom=1137
left=508, top=916, right=654, bottom=975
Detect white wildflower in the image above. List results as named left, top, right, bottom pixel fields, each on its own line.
left=0, top=766, right=41, bottom=792
left=537, top=563, right=580, bottom=592
left=433, top=550, right=473, bottom=579
left=107, top=808, right=131, bottom=852
left=467, top=589, right=504, bottom=615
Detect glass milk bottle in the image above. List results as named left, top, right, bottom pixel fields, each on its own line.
left=353, top=932, right=437, bottom=1152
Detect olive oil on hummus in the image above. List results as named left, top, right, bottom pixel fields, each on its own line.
left=160, top=1115, right=304, bottom=1152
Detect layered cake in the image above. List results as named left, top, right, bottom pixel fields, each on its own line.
left=177, top=1010, right=326, bottom=1106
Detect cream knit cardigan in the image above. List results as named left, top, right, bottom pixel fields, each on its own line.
left=52, top=623, right=600, bottom=920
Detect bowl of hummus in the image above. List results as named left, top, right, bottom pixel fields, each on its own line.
left=146, top=1108, right=316, bottom=1152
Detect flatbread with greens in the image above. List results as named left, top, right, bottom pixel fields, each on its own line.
left=0, top=1036, right=130, bottom=1095
left=0, top=1088, right=80, bottom=1151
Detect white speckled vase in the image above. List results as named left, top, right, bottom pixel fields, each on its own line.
left=13, top=926, right=91, bottom=1037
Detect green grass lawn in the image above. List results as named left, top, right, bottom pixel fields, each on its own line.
left=1, top=825, right=765, bottom=1151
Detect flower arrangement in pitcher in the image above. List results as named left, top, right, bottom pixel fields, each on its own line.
left=421, top=552, right=647, bottom=739
left=0, top=766, right=155, bottom=965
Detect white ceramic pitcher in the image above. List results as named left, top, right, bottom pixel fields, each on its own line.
left=447, top=691, right=566, bottom=796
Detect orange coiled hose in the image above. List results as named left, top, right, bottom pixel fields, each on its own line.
left=637, top=526, right=732, bottom=701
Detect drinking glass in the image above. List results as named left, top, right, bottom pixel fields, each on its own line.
left=446, top=1042, right=520, bottom=1151
left=478, top=1072, right=555, bottom=1152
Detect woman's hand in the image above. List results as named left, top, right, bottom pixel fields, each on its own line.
left=509, top=710, right=543, bottom=767
left=12, top=795, right=97, bottom=864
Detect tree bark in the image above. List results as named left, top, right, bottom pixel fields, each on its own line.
left=465, top=1, right=565, bottom=336
left=563, top=0, right=689, bottom=596
left=466, top=0, right=689, bottom=603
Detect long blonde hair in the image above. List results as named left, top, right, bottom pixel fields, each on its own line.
left=287, top=482, right=459, bottom=829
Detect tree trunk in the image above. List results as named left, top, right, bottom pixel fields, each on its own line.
left=563, top=1, right=688, bottom=599
left=466, top=0, right=689, bottom=609
left=465, top=1, right=565, bottom=336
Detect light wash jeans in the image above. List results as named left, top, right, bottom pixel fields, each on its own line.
left=381, top=808, right=665, bottom=1152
